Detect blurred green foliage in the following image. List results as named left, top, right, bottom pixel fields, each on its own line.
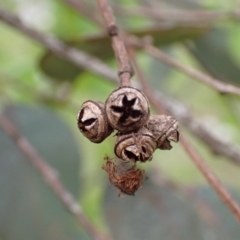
left=1, top=0, right=240, bottom=239
left=40, top=24, right=209, bottom=80
left=0, top=105, right=91, bottom=240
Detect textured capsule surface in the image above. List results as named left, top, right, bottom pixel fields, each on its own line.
left=145, top=114, right=179, bottom=150
left=105, top=87, right=150, bottom=133
left=77, top=101, right=113, bottom=143
left=114, top=127, right=157, bottom=162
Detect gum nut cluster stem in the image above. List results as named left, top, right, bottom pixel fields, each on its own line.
left=77, top=100, right=113, bottom=143
left=77, top=85, right=179, bottom=168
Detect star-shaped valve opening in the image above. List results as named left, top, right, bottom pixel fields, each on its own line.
left=110, top=94, right=142, bottom=127
left=124, top=145, right=147, bottom=162
left=105, top=87, right=150, bottom=132
left=78, top=108, right=97, bottom=134
left=115, top=129, right=157, bottom=163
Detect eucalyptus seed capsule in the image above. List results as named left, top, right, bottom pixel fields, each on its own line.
left=105, top=87, right=150, bottom=133
left=77, top=100, right=113, bottom=143
left=114, top=127, right=157, bottom=162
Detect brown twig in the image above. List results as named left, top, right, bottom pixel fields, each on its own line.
left=135, top=41, right=240, bottom=163
left=97, top=0, right=133, bottom=87
left=130, top=38, right=240, bottom=97
left=59, top=1, right=240, bottom=97
left=0, top=114, right=108, bottom=240
left=130, top=50, right=240, bottom=223
left=114, top=6, right=240, bottom=23
left=180, top=136, right=240, bottom=222
left=0, top=6, right=118, bottom=84
left=158, top=93, right=240, bottom=166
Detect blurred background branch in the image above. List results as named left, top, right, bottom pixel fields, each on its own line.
left=114, top=6, right=240, bottom=23
left=0, top=6, right=118, bottom=83
left=136, top=42, right=240, bottom=96
left=0, top=114, right=108, bottom=240
left=129, top=48, right=240, bottom=222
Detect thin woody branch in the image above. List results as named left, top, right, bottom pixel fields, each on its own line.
left=114, top=6, right=240, bottom=23
left=63, top=1, right=240, bottom=97
left=130, top=38, right=240, bottom=97
left=0, top=114, right=108, bottom=240
left=180, top=136, right=240, bottom=223
left=130, top=51, right=240, bottom=223
left=0, top=6, right=118, bottom=84
left=159, top=93, right=240, bottom=166
left=130, top=48, right=240, bottom=167
left=147, top=46, right=240, bottom=96
left=97, top=0, right=133, bottom=87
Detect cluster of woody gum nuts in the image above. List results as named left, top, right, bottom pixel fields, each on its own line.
left=77, top=86, right=179, bottom=195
